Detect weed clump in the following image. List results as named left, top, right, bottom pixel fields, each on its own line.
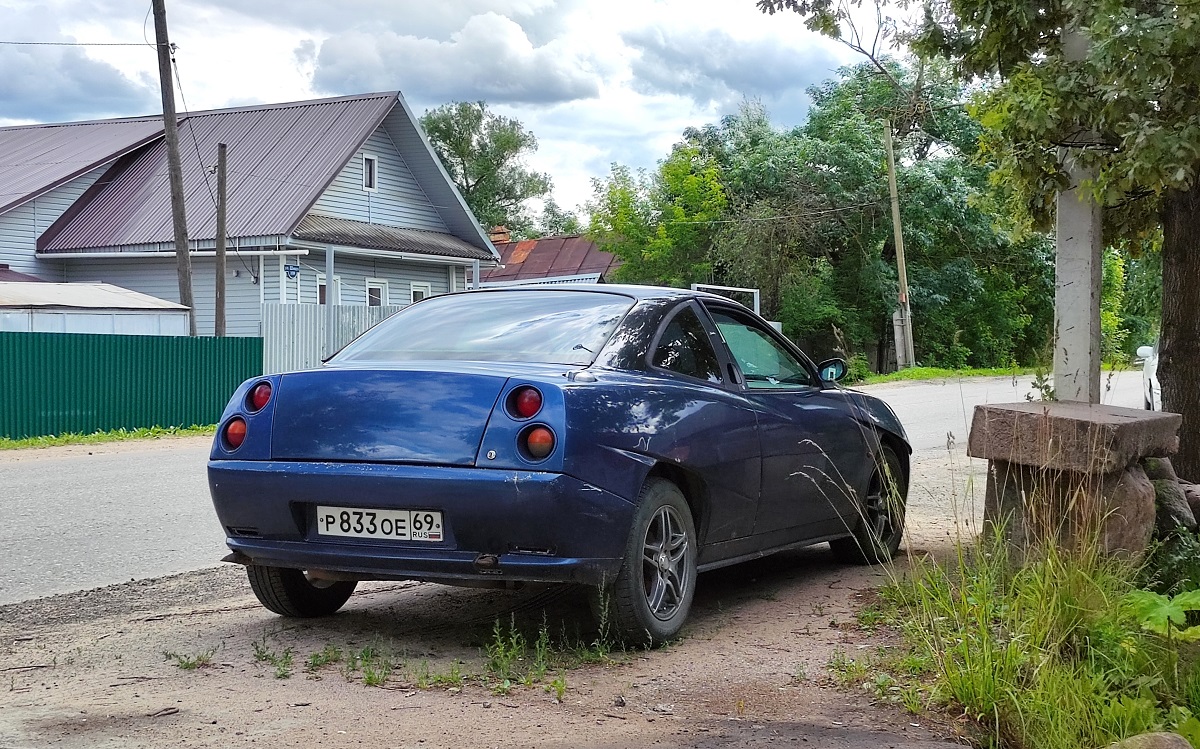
left=882, top=533, right=1200, bottom=749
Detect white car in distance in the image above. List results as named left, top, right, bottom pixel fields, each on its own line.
left=1137, top=343, right=1160, bottom=411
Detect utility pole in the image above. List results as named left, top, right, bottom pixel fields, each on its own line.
left=1054, top=27, right=1103, bottom=403
left=152, top=0, right=196, bottom=336
left=883, top=119, right=916, bottom=369
left=214, top=142, right=227, bottom=337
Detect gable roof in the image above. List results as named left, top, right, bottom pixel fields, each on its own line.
left=4, top=92, right=496, bottom=260
left=0, top=117, right=164, bottom=216
left=483, top=236, right=621, bottom=284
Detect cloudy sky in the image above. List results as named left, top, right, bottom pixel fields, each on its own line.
left=1, top=0, right=861, bottom=212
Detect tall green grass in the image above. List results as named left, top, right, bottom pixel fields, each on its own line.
left=884, top=534, right=1200, bottom=749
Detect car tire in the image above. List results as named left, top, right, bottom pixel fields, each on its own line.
left=830, top=443, right=907, bottom=565
left=246, top=564, right=357, bottom=617
left=592, top=478, right=697, bottom=647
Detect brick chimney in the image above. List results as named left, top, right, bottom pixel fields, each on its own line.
left=488, top=226, right=511, bottom=244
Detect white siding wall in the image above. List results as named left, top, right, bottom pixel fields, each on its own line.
left=64, top=257, right=262, bottom=337
left=0, top=166, right=108, bottom=279
left=308, top=129, right=449, bottom=232
left=298, top=253, right=464, bottom=307
left=260, top=253, right=304, bottom=305
left=0, top=309, right=189, bottom=335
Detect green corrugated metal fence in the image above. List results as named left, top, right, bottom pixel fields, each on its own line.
left=0, top=332, right=263, bottom=439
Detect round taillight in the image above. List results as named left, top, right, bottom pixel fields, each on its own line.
left=524, top=426, right=555, bottom=460
left=249, top=382, right=272, bottom=412
left=511, top=387, right=543, bottom=419
left=224, top=417, right=247, bottom=450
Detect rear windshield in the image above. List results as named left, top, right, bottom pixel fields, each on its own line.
left=332, top=290, right=634, bottom=365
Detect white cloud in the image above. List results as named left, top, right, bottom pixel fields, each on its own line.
left=3, top=0, right=875, bottom=210
left=311, top=13, right=600, bottom=105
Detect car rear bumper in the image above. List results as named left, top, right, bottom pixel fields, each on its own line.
left=208, top=460, right=634, bottom=586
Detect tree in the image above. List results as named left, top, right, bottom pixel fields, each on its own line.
left=907, top=0, right=1200, bottom=478
left=533, top=199, right=583, bottom=237
left=420, top=101, right=552, bottom=236
left=586, top=147, right=726, bottom=287
left=759, top=0, right=1200, bottom=478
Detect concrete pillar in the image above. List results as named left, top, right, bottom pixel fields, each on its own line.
left=1054, top=26, right=1103, bottom=404
left=1054, top=160, right=1103, bottom=403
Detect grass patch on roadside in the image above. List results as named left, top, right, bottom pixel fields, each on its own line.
left=865, top=534, right=1200, bottom=749
left=0, top=424, right=215, bottom=450
left=858, top=366, right=1033, bottom=385
left=163, top=647, right=216, bottom=670
left=297, top=612, right=623, bottom=697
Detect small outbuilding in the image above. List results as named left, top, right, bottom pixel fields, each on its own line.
left=0, top=282, right=189, bottom=335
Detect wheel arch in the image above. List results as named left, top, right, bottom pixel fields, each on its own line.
left=645, top=462, right=710, bottom=543
left=877, top=431, right=910, bottom=494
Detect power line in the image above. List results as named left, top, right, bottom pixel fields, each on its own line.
left=0, top=40, right=162, bottom=47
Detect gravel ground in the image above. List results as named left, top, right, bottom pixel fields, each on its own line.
left=0, top=444, right=979, bottom=749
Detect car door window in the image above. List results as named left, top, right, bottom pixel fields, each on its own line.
left=709, top=309, right=814, bottom=389
left=652, top=306, right=723, bottom=385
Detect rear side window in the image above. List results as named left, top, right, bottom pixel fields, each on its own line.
left=652, top=306, right=722, bottom=384
left=333, top=290, right=634, bottom=365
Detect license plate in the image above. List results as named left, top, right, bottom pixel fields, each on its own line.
left=315, top=506, right=443, bottom=542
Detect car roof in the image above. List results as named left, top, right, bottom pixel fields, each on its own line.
left=465, top=283, right=752, bottom=309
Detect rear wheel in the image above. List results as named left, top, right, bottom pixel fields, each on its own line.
left=830, top=444, right=907, bottom=564
left=246, top=565, right=357, bottom=617
left=592, top=478, right=697, bottom=647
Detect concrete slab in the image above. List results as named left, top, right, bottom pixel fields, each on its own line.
left=967, top=402, right=1181, bottom=474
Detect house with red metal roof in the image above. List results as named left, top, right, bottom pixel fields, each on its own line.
left=482, top=231, right=621, bottom=286
left=0, top=92, right=499, bottom=336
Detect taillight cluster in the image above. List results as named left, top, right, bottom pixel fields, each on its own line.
left=223, top=380, right=273, bottom=451
left=507, top=386, right=555, bottom=461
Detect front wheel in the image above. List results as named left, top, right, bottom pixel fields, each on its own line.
left=592, top=478, right=697, bottom=647
left=246, top=565, right=357, bottom=617
left=830, top=443, right=907, bottom=565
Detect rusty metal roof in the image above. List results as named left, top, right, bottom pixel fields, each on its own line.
left=0, top=117, right=164, bottom=216
left=483, top=236, right=621, bottom=283
left=294, top=215, right=494, bottom=261
left=40, top=93, right=400, bottom=253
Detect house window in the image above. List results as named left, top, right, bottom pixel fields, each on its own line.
left=363, top=154, right=378, bottom=192
left=317, top=274, right=341, bottom=305
left=410, top=282, right=432, bottom=304
left=366, top=278, right=388, bottom=307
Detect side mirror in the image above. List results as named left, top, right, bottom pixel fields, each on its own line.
left=817, top=357, right=848, bottom=382
left=1136, top=345, right=1154, bottom=359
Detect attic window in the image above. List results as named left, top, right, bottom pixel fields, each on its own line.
left=363, top=154, right=378, bottom=192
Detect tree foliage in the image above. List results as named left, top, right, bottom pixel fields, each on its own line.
left=587, top=58, right=1055, bottom=369
left=420, top=101, right=552, bottom=236
left=586, top=146, right=726, bottom=288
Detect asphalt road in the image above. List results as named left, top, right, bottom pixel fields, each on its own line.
left=0, top=370, right=1148, bottom=605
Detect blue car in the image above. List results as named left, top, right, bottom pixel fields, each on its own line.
left=209, top=285, right=910, bottom=644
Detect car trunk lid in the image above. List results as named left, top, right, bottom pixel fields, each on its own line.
left=270, top=368, right=508, bottom=465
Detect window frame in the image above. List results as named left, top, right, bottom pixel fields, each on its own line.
left=646, top=301, right=730, bottom=388
left=366, top=278, right=389, bottom=307
left=316, top=273, right=342, bottom=305
left=362, top=154, right=379, bottom=192
left=409, top=281, right=433, bottom=305
left=702, top=302, right=821, bottom=391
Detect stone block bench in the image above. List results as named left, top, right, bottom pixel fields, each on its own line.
left=967, top=402, right=1182, bottom=560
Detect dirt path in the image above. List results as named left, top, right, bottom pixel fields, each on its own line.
left=0, top=447, right=983, bottom=748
